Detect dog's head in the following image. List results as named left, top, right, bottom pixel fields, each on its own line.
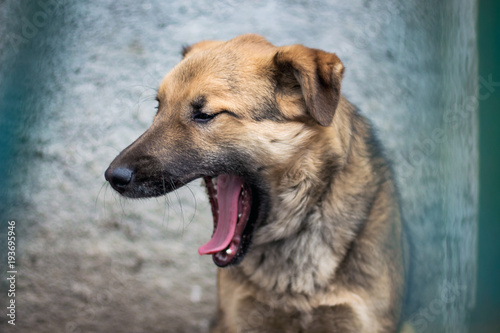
left=105, top=34, right=345, bottom=267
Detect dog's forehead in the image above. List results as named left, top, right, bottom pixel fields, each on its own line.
left=157, top=52, right=236, bottom=101
left=158, top=40, right=276, bottom=101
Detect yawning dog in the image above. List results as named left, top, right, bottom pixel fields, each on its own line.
left=105, top=34, right=406, bottom=332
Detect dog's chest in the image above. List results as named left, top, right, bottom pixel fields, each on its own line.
left=214, top=269, right=363, bottom=333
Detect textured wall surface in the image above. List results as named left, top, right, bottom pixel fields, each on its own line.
left=0, top=1, right=477, bottom=332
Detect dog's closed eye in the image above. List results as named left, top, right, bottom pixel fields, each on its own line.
left=193, top=109, right=241, bottom=124
left=193, top=110, right=217, bottom=123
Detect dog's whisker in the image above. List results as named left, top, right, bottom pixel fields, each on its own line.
left=95, top=181, right=109, bottom=212
left=102, top=143, right=122, bottom=153
left=117, top=195, right=127, bottom=227
left=136, top=95, right=156, bottom=109
left=138, top=92, right=158, bottom=103
left=163, top=177, right=184, bottom=234
left=165, top=192, right=172, bottom=229
left=161, top=176, right=170, bottom=227
left=131, top=76, right=158, bottom=94
left=104, top=183, right=110, bottom=210
left=170, top=180, right=186, bottom=236
left=184, top=183, right=198, bottom=227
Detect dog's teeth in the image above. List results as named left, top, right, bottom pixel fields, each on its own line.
left=226, top=248, right=232, bottom=255
left=238, top=213, right=242, bottom=218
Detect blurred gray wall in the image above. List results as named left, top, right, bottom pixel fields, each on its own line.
left=0, top=1, right=477, bottom=332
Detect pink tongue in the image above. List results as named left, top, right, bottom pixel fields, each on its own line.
left=198, top=175, right=242, bottom=255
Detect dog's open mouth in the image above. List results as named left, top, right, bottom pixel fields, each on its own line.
left=199, top=174, right=255, bottom=267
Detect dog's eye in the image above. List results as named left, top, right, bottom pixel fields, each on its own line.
left=193, top=111, right=216, bottom=123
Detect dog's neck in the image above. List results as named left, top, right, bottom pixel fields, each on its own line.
left=234, top=99, right=387, bottom=304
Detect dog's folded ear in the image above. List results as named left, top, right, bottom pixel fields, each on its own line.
left=274, top=45, right=345, bottom=127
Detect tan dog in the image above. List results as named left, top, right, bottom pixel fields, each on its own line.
left=105, top=34, right=406, bottom=332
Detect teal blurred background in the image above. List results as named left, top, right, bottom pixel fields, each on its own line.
left=471, top=0, right=500, bottom=332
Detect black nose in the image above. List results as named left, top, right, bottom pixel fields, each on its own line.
left=105, top=166, right=133, bottom=190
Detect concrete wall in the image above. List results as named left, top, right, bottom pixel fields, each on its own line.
left=0, top=0, right=477, bottom=332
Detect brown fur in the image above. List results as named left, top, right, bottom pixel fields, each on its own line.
left=105, top=34, right=405, bottom=332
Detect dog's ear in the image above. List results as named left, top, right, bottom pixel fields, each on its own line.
left=181, top=44, right=193, bottom=58
left=274, top=45, right=344, bottom=127
left=181, top=40, right=224, bottom=59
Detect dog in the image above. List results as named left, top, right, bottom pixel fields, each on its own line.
left=105, top=34, right=406, bottom=332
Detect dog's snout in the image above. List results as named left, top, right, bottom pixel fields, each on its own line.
left=105, top=166, right=134, bottom=190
